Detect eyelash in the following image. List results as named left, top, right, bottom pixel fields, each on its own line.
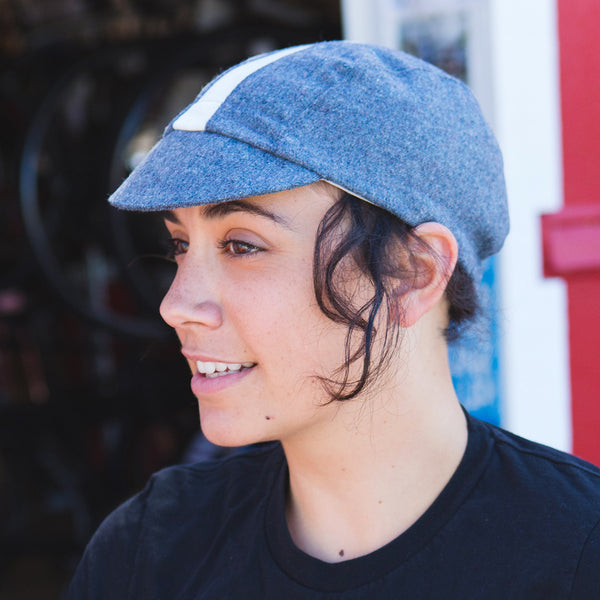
left=164, top=237, right=262, bottom=260
left=217, top=239, right=263, bottom=256
left=164, top=238, right=189, bottom=260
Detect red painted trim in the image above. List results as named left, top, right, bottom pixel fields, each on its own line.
left=558, top=0, right=600, bottom=206
left=557, top=0, right=600, bottom=464
left=567, top=279, right=600, bottom=463
left=541, top=205, right=600, bottom=277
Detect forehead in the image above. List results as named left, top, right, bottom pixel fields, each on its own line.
left=161, top=199, right=289, bottom=229
left=160, top=182, right=341, bottom=228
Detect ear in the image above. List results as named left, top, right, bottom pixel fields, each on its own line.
left=390, top=222, right=458, bottom=328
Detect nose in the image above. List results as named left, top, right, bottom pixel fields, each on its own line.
left=159, top=260, right=223, bottom=330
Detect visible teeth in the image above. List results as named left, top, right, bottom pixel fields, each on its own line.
left=195, top=360, right=255, bottom=375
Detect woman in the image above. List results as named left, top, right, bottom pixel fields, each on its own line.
left=67, top=41, right=600, bottom=598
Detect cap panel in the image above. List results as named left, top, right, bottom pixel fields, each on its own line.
left=172, top=45, right=311, bottom=132
left=108, top=130, right=320, bottom=211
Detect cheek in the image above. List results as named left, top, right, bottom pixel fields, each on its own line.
left=274, top=291, right=349, bottom=379
left=241, top=280, right=316, bottom=343
left=229, top=266, right=344, bottom=369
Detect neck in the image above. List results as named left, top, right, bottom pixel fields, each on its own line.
left=281, top=328, right=467, bottom=562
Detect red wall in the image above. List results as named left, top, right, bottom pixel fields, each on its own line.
left=557, top=0, right=600, bottom=464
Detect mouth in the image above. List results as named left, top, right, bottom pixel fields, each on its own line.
left=195, top=360, right=256, bottom=379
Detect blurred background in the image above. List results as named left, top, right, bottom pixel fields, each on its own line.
left=1, top=0, right=598, bottom=598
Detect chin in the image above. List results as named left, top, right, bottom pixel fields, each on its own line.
left=198, top=407, right=275, bottom=449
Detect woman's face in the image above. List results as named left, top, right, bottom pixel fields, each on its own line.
left=160, top=183, right=355, bottom=447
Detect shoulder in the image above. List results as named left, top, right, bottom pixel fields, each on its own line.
left=471, top=415, right=600, bottom=515
left=460, top=417, right=600, bottom=600
left=66, top=443, right=283, bottom=599
left=141, top=442, right=283, bottom=514
left=115, top=442, right=285, bottom=542
left=478, top=416, right=600, bottom=497
left=470, top=416, right=600, bottom=597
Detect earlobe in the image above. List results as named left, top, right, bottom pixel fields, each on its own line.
left=390, top=222, right=458, bottom=328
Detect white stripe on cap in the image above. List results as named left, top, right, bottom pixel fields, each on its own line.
left=172, top=45, right=310, bottom=132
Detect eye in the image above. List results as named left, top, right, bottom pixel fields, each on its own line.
left=219, top=239, right=262, bottom=256
left=164, top=237, right=189, bottom=260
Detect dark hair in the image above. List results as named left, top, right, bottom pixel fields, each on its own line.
left=313, top=193, right=479, bottom=402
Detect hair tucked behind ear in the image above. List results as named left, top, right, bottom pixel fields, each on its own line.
left=313, top=193, right=480, bottom=402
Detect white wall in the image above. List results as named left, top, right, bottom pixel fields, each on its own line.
left=489, top=0, right=571, bottom=450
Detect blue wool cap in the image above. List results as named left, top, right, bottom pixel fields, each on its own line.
left=109, top=40, right=509, bottom=282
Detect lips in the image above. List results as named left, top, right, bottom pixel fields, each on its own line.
left=190, top=360, right=255, bottom=396
left=195, top=360, right=256, bottom=378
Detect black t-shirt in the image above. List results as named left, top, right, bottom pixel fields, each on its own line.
left=66, top=414, right=600, bottom=598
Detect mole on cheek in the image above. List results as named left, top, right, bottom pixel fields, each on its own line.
left=339, top=549, right=344, bottom=557
left=265, top=416, right=273, bottom=420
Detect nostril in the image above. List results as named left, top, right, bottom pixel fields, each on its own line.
left=193, top=301, right=223, bottom=328
left=159, top=289, right=223, bottom=329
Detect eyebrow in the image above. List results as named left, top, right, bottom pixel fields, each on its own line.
left=160, top=199, right=292, bottom=229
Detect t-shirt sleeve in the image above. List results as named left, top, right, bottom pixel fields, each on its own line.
left=571, top=517, right=600, bottom=599
left=64, top=479, right=154, bottom=600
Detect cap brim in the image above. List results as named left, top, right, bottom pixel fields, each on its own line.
left=109, top=129, right=321, bottom=211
